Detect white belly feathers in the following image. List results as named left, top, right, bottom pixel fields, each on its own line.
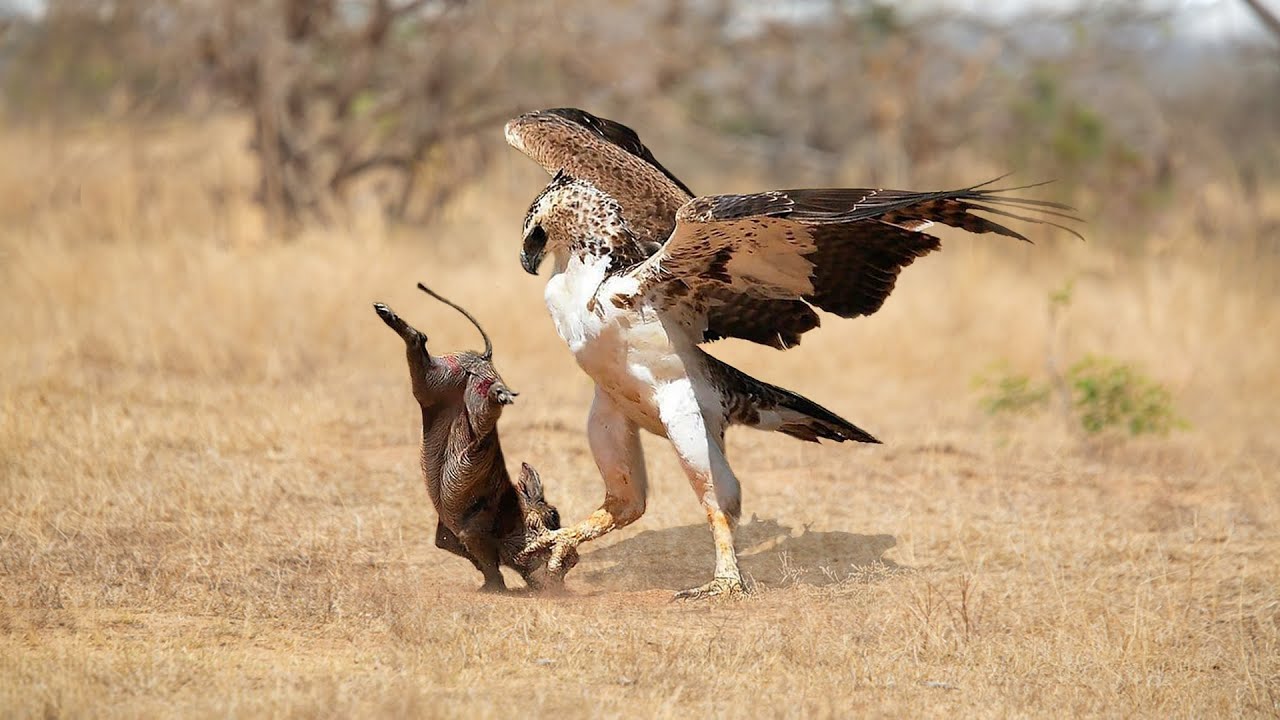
left=543, top=254, right=694, bottom=435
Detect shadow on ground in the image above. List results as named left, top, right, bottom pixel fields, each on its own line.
left=576, top=516, right=900, bottom=592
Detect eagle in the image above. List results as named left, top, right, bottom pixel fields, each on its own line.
left=507, top=108, right=1079, bottom=598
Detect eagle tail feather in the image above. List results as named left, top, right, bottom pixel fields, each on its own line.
left=707, top=353, right=879, bottom=444
left=772, top=387, right=881, bottom=444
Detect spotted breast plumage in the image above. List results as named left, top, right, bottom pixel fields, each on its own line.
left=507, top=107, right=1080, bottom=598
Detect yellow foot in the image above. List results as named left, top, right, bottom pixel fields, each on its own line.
left=517, top=529, right=581, bottom=580
left=673, top=576, right=748, bottom=601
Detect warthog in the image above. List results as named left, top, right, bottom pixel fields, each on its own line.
left=374, top=283, right=571, bottom=591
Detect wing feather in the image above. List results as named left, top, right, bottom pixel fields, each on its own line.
left=638, top=182, right=1081, bottom=348
left=505, top=108, right=692, bottom=247
left=701, top=292, right=819, bottom=349
left=539, top=108, right=694, bottom=196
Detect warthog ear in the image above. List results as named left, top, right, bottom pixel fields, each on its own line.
left=516, top=462, right=544, bottom=502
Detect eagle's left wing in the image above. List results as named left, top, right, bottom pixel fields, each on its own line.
left=623, top=181, right=1081, bottom=349
left=505, top=108, right=693, bottom=196
left=505, top=108, right=693, bottom=249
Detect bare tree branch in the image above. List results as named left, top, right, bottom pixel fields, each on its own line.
left=191, top=0, right=520, bottom=232
left=1241, top=0, right=1280, bottom=44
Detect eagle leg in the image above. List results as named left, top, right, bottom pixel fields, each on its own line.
left=656, top=380, right=750, bottom=600
left=517, top=387, right=649, bottom=579
left=516, top=527, right=580, bottom=578
left=673, top=575, right=748, bottom=601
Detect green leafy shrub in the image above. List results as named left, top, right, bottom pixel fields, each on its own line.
left=975, top=356, right=1184, bottom=437
left=1067, top=355, right=1184, bottom=436
left=974, top=365, right=1050, bottom=415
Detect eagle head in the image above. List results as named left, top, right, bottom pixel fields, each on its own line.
left=519, top=170, right=628, bottom=276
left=519, top=178, right=560, bottom=275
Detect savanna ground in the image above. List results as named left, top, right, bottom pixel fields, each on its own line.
left=1, top=120, right=1277, bottom=718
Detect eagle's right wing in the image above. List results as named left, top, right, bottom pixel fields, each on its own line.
left=626, top=180, right=1081, bottom=349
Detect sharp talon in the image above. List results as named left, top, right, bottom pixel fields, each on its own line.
left=673, top=577, right=748, bottom=601
left=519, top=529, right=581, bottom=580
left=546, top=544, right=579, bottom=577
left=520, top=529, right=581, bottom=580
left=517, top=532, right=555, bottom=566
left=517, top=546, right=546, bottom=566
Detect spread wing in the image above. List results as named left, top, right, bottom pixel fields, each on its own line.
left=508, top=107, right=694, bottom=196
left=631, top=180, right=1082, bottom=349
left=505, top=108, right=693, bottom=248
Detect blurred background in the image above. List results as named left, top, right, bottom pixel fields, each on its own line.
left=1, top=0, right=1277, bottom=245
left=2, top=0, right=1279, bottom=455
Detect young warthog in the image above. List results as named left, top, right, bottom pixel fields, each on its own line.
left=374, top=283, right=570, bottom=591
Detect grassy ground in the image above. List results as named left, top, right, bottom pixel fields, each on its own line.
left=1, top=122, right=1277, bottom=718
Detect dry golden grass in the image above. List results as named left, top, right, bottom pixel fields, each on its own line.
left=1, top=120, right=1278, bottom=718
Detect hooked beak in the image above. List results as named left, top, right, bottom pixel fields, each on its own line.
left=520, top=227, right=547, bottom=276
left=373, top=302, right=425, bottom=344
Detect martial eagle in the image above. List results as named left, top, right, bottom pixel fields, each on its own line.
left=507, top=108, right=1079, bottom=598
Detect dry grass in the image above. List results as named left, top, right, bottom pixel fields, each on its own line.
left=1, top=120, right=1278, bottom=719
